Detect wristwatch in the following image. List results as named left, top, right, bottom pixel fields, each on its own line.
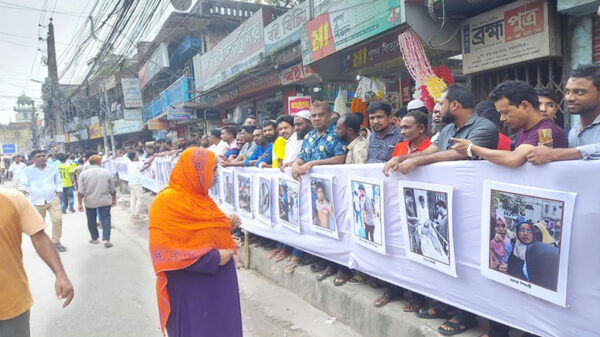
left=466, top=143, right=474, bottom=158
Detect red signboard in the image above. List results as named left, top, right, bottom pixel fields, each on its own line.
left=504, top=0, right=545, bottom=42
left=306, top=13, right=336, bottom=62
left=288, top=96, right=312, bottom=115
left=279, top=63, right=321, bottom=86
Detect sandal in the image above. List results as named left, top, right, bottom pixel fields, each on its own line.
left=89, top=239, right=99, bottom=244
left=416, top=302, right=455, bottom=319
left=310, top=260, right=327, bottom=272
left=267, top=248, right=283, bottom=259
left=347, top=272, right=371, bottom=285
left=438, top=316, right=477, bottom=336
left=333, top=268, right=351, bottom=286
left=317, top=264, right=336, bottom=281
left=403, top=299, right=425, bottom=312
left=284, top=261, right=299, bottom=273
left=373, top=286, right=403, bottom=307
left=273, top=250, right=291, bottom=262
left=104, top=242, right=113, bottom=248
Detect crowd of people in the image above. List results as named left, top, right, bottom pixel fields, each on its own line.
left=198, top=63, right=599, bottom=337
left=3, top=63, right=599, bottom=337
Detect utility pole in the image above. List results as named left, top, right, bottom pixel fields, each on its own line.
left=47, top=18, right=64, bottom=151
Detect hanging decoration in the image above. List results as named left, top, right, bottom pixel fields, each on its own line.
left=398, top=30, right=454, bottom=112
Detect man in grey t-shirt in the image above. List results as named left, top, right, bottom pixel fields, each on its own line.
left=382, top=84, right=498, bottom=175
left=77, top=155, right=116, bottom=248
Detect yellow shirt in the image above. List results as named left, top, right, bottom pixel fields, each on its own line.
left=272, top=136, right=287, bottom=168
left=0, top=188, right=46, bottom=319
left=57, top=163, right=74, bottom=188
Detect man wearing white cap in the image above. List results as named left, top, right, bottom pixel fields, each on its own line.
left=281, top=110, right=313, bottom=170
left=407, top=99, right=429, bottom=113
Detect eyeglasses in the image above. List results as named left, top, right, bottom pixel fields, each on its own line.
left=518, top=228, right=532, bottom=234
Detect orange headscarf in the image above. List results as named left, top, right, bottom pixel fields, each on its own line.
left=148, top=148, right=234, bottom=335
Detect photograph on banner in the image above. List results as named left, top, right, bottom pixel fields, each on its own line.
left=221, top=169, right=235, bottom=209
left=276, top=175, right=301, bottom=233
left=256, top=176, right=272, bottom=226
left=236, top=174, right=253, bottom=219
left=398, top=181, right=456, bottom=277
left=480, top=180, right=576, bottom=307
left=209, top=172, right=220, bottom=202
left=348, top=176, right=386, bottom=255
left=309, top=174, right=339, bottom=239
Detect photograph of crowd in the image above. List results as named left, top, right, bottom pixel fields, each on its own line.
left=258, top=176, right=272, bottom=225
left=349, top=176, right=386, bottom=255
left=236, top=174, right=252, bottom=218
left=277, top=176, right=300, bottom=232
left=309, top=175, right=338, bottom=239
left=222, top=170, right=234, bottom=208
left=481, top=181, right=576, bottom=306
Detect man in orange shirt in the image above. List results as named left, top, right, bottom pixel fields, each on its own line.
left=0, top=187, right=74, bottom=336
left=391, top=111, right=432, bottom=157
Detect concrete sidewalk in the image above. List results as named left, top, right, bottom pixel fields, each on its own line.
left=240, top=243, right=487, bottom=337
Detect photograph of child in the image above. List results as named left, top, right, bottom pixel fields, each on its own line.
left=309, top=175, right=338, bottom=239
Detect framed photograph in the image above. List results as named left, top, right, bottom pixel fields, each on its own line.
left=235, top=173, right=253, bottom=218
left=276, top=175, right=301, bottom=233
left=209, top=173, right=220, bottom=202
left=481, top=180, right=576, bottom=307
left=220, top=169, right=234, bottom=209
left=348, top=176, right=386, bottom=255
left=256, top=176, right=273, bottom=226
left=309, top=174, right=339, bottom=239
left=399, top=181, right=456, bottom=277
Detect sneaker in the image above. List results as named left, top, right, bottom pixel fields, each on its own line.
left=104, top=241, right=113, bottom=248
left=55, top=243, right=68, bottom=252
left=61, top=210, right=66, bottom=214
left=69, top=208, right=76, bottom=213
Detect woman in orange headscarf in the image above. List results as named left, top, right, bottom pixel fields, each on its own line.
left=149, top=148, right=242, bottom=337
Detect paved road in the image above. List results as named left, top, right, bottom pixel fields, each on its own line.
left=22, top=193, right=363, bottom=337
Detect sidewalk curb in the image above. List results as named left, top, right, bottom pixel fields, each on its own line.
left=240, top=244, right=484, bottom=337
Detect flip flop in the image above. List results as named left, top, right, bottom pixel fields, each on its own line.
left=333, top=268, right=351, bottom=286
left=317, top=265, right=336, bottom=281
left=438, top=317, right=477, bottom=336
left=284, top=261, right=299, bottom=273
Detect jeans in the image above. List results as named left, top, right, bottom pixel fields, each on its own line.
left=365, top=224, right=375, bottom=242
left=85, top=206, right=111, bottom=241
left=0, top=310, right=30, bottom=337
left=60, top=186, right=74, bottom=211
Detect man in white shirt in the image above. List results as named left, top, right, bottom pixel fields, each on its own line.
left=9, top=156, right=27, bottom=184
left=19, top=150, right=66, bottom=252
left=126, top=151, right=144, bottom=219
left=281, top=110, right=313, bottom=170
left=207, top=128, right=227, bottom=156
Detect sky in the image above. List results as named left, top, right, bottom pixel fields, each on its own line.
left=0, top=0, right=174, bottom=125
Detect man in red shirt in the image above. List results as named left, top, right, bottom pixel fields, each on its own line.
left=391, top=111, right=431, bottom=157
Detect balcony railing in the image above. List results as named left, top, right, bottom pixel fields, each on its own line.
left=142, top=76, right=192, bottom=122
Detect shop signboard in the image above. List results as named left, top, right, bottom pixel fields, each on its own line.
left=121, top=78, right=143, bottom=108
left=288, top=96, right=311, bottom=115
left=341, top=32, right=401, bottom=73
left=139, top=43, right=170, bottom=88
left=264, top=1, right=310, bottom=56
left=1, top=143, right=16, bottom=154
left=123, top=108, right=143, bottom=120
left=301, top=0, right=404, bottom=65
left=113, top=119, right=145, bottom=135
left=88, top=123, right=103, bottom=139
left=167, top=105, right=194, bottom=121
left=148, top=119, right=171, bottom=130
left=462, top=0, right=559, bottom=74
left=55, top=135, right=66, bottom=143
left=279, top=63, right=321, bottom=86
left=64, top=133, right=71, bottom=143
left=193, top=9, right=271, bottom=92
